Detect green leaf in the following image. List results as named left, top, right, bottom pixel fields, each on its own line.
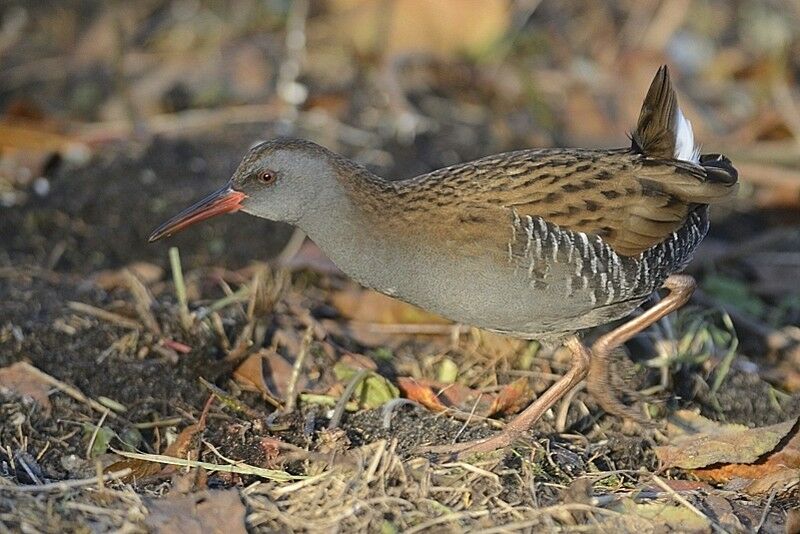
left=333, top=363, right=399, bottom=409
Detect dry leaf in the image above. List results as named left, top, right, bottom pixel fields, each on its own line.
left=655, top=410, right=797, bottom=469
left=695, top=427, right=800, bottom=483
left=331, top=287, right=448, bottom=325
left=0, top=362, right=52, bottom=414
left=396, top=377, right=448, bottom=412
left=487, top=377, right=530, bottom=416
left=236, top=349, right=309, bottom=400
left=602, top=498, right=710, bottom=531
left=396, top=377, right=495, bottom=415
left=738, top=468, right=800, bottom=497
left=234, top=353, right=272, bottom=394
left=107, top=421, right=205, bottom=481
left=144, top=489, right=247, bottom=534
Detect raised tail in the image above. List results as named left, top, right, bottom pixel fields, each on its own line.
left=632, top=65, right=738, bottom=202
left=631, top=65, right=700, bottom=162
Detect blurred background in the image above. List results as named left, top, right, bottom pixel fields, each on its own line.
left=1, top=3, right=800, bottom=529
left=1, top=0, right=799, bottom=363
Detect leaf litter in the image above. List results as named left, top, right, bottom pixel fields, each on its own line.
left=2, top=1, right=800, bottom=531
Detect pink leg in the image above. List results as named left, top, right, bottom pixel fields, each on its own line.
left=418, top=274, right=697, bottom=458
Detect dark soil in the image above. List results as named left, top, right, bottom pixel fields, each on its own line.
left=2, top=2, right=800, bottom=531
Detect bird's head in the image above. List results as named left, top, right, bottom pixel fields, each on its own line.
left=148, top=138, right=336, bottom=242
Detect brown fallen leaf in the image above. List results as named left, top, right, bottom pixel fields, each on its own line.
left=738, top=468, right=800, bottom=497
left=0, top=362, right=52, bottom=414
left=604, top=498, right=710, bottom=532
left=233, top=349, right=308, bottom=400
left=655, top=410, right=797, bottom=470
left=107, top=399, right=211, bottom=481
left=694, top=426, right=800, bottom=483
left=396, top=377, right=448, bottom=412
left=144, top=489, right=247, bottom=534
left=641, top=479, right=712, bottom=493
left=331, top=287, right=449, bottom=325
left=106, top=421, right=206, bottom=481
left=396, top=377, right=524, bottom=416
left=487, top=377, right=531, bottom=416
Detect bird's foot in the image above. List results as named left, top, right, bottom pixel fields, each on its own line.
left=416, top=337, right=591, bottom=460
left=586, top=274, right=696, bottom=426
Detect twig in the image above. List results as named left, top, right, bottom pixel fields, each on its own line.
left=169, top=247, right=192, bottom=330
left=0, top=469, right=132, bottom=493
left=755, top=487, right=778, bottom=533
left=452, top=392, right=483, bottom=444
left=132, top=417, right=183, bottom=429
left=440, top=462, right=501, bottom=485
left=197, top=286, right=251, bottom=319
left=283, top=325, right=313, bottom=413
left=382, top=398, right=422, bottom=429
left=199, top=376, right=279, bottom=413
left=76, top=103, right=281, bottom=143
left=650, top=475, right=729, bottom=534
left=86, top=409, right=111, bottom=459
left=328, top=370, right=369, bottom=430
left=14, top=362, right=120, bottom=420
left=208, top=311, right=231, bottom=352
left=276, top=0, right=310, bottom=117
left=67, top=301, right=140, bottom=330
left=123, top=269, right=160, bottom=334
left=269, top=471, right=332, bottom=498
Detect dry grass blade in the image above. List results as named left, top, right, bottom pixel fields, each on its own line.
left=1, top=469, right=133, bottom=493
left=283, top=325, right=313, bottom=413
left=110, top=450, right=303, bottom=482
left=122, top=268, right=161, bottom=334
left=650, top=475, right=728, bottom=534
left=67, top=301, right=140, bottom=330
left=328, top=369, right=369, bottom=429
left=168, top=247, right=192, bottom=330
left=199, top=376, right=279, bottom=413
left=11, top=362, right=121, bottom=421
left=200, top=287, right=251, bottom=319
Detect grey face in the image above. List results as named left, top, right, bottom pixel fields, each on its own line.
left=231, top=140, right=335, bottom=224
left=147, top=138, right=340, bottom=243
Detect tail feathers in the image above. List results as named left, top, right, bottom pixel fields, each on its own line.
left=699, top=153, right=738, bottom=186
left=632, top=65, right=700, bottom=163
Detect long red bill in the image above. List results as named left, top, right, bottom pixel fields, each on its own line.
left=148, top=185, right=247, bottom=242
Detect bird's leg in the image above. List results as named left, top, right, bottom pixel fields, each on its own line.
left=586, top=274, right=696, bottom=421
left=418, top=274, right=696, bottom=458
left=417, top=336, right=591, bottom=456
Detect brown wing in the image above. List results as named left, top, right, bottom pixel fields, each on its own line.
left=490, top=65, right=737, bottom=256
left=498, top=153, right=734, bottom=256
left=379, top=66, right=737, bottom=257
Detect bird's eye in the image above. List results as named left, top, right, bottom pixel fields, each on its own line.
left=258, top=170, right=276, bottom=185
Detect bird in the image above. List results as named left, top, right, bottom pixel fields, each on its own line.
left=149, top=66, right=737, bottom=456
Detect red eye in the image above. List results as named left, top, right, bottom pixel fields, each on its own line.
left=259, top=171, right=276, bottom=184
